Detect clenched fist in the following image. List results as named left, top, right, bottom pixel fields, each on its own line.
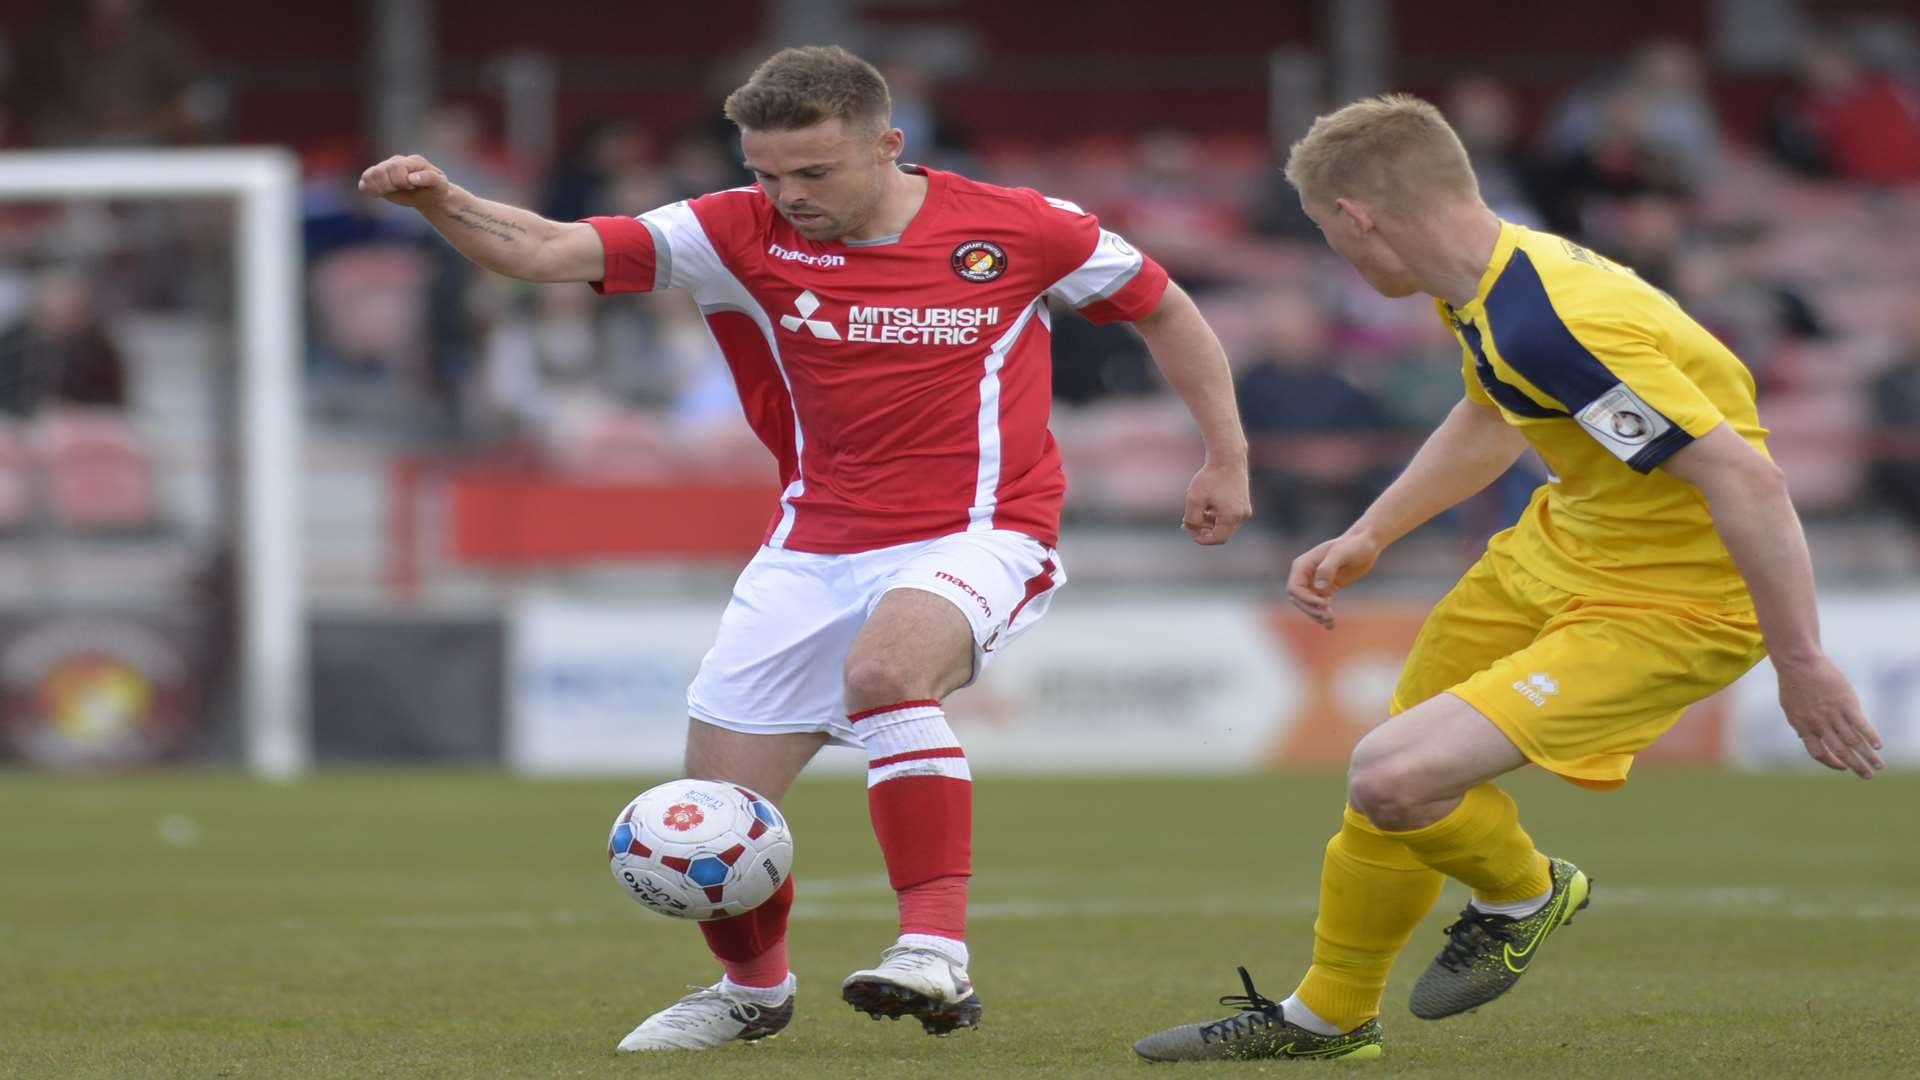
left=358, top=154, right=452, bottom=209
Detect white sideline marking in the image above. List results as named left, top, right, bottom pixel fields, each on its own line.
left=303, top=882, right=1920, bottom=933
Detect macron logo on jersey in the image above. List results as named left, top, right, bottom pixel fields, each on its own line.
left=780, top=291, right=841, bottom=340
left=768, top=242, right=846, bottom=269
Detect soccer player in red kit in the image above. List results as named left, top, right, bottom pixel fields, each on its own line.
left=361, top=45, right=1251, bottom=1051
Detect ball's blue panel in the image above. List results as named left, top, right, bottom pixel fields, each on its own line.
left=686, top=856, right=730, bottom=887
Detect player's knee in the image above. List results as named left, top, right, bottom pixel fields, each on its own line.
left=1346, top=756, right=1428, bottom=832
left=843, top=652, right=926, bottom=711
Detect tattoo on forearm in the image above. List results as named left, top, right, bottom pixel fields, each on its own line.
left=448, top=207, right=528, bottom=243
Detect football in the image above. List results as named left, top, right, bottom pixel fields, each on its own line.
left=607, top=779, right=794, bottom=921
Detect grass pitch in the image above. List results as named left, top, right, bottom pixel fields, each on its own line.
left=3, top=767, right=1917, bottom=1079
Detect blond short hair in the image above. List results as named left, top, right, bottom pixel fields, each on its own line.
left=1284, top=94, right=1481, bottom=214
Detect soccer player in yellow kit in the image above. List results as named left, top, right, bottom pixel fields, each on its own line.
left=1135, top=94, right=1885, bottom=1062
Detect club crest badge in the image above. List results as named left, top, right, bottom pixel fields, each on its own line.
left=951, top=240, right=1008, bottom=283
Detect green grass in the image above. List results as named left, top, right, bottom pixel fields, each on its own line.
left=2, top=767, right=1917, bottom=1078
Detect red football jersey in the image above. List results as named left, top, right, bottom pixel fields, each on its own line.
left=586, top=166, right=1169, bottom=554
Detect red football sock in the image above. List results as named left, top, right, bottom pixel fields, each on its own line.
left=896, top=874, right=969, bottom=939
left=699, top=874, right=794, bottom=988
left=853, top=700, right=974, bottom=940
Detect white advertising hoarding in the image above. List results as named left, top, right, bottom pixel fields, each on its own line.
left=1728, top=594, right=1920, bottom=768
left=507, top=594, right=1297, bottom=775
left=508, top=600, right=722, bottom=774
left=950, top=599, right=1302, bottom=770
left=508, top=590, right=1919, bottom=776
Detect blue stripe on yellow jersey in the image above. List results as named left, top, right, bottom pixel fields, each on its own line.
left=1440, top=221, right=1770, bottom=608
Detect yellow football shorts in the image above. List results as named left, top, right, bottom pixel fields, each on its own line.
left=1390, top=547, right=1767, bottom=789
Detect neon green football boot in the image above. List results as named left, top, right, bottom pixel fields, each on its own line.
left=1133, top=967, right=1385, bottom=1062
left=1409, top=856, right=1592, bottom=1020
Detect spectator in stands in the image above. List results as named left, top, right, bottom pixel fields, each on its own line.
left=1049, top=300, right=1159, bottom=406
left=1372, top=314, right=1468, bottom=433
left=1445, top=77, right=1546, bottom=227
left=1537, top=90, right=1695, bottom=239
left=1537, top=42, right=1715, bottom=238
left=302, top=142, right=428, bottom=262
left=1670, top=231, right=1825, bottom=390
left=1099, top=129, right=1253, bottom=290
left=1866, top=306, right=1920, bottom=537
left=878, top=60, right=974, bottom=172
left=1233, top=288, right=1394, bottom=536
left=1373, top=313, right=1541, bottom=540
left=0, top=267, right=127, bottom=417
left=419, top=103, right=527, bottom=203
left=1604, top=193, right=1690, bottom=293
left=1544, top=41, right=1720, bottom=187
left=659, top=130, right=746, bottom=205
left=1767, top=30, right=1920, bottom=185
left=474, top=282, right=608, bottom=440
left=472, top=285, right=728, bottom=445
left=305, top=243, right=444, bottom=436
left=543, top=119, right=656, bottom=223
left=418, top=103, right=533, bottom=404
left=13, top=0, right=219, bottom=146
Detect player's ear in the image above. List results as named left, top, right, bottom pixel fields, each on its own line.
left=876, top=125, right=904, bottom=165
left=1334, top=197, right=1374, bottom=235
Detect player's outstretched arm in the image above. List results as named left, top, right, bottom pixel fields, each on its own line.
left=357, top=154, right=605, bottom=283
left=1129, top=282, right=1251, bottom=546
left=1662, top=423, right=1883, bottom=778
left=1287, top=397, right=1525, bottom=629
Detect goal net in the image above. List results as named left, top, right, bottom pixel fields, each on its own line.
left=0, top=149, right=306, bottom=777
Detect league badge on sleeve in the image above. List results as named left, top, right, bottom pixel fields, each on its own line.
left=1576, top=384, right=1673, bottom=462
left=952, top=240, right=1009, bottom=283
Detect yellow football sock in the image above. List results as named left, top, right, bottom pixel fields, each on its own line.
left=1388, top=783, right=1552, bottom=904
left=1294, top=805, right=1445, bottom=1030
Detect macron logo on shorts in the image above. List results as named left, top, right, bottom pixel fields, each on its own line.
left=934, top=571, right=992, bottom=618
left=1512, top=672, right=1559, bottom=708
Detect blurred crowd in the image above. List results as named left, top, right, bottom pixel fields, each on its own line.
left=3, top=2, right=1920, bottom=548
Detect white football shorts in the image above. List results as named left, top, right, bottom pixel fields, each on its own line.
left=686, top=529, right=1065, bottom=747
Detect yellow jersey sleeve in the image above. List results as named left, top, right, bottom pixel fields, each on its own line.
left=1560, top=313, right=1726, bottom=442
left=1479, top=249, right=1715, bottom=473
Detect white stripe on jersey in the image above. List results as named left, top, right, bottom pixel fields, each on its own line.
left=647, top=199, right=809, bottom=547
left=639, top=197, right=744, bottom=292
left=1046, top=228, right=1146, bottom=309
left=967, top=298, right=1046, bottom=532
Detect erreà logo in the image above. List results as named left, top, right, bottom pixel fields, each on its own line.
left=779, top=290, right=840, bottom=340
left=1511, top=671, right=1559, bottom=708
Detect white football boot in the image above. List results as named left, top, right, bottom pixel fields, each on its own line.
left=841, top=944, right=982, bottom=1035
left=615, top=976, right=795, bottom=1052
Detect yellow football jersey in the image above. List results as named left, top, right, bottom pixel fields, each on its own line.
left=1439, top=221, right=1769, bottom=609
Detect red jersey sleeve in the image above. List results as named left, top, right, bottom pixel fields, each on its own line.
left=1033, top=194, right=1170, bottom=324
left=583, top=214, right=661, bottom=294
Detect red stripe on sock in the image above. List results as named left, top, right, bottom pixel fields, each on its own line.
left=847, top=699, right=941, bottom=723
left=868, top=747, right=967, bottom=769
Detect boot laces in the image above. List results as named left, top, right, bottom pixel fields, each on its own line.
left=1197, top=966, right=1283, bottom=1045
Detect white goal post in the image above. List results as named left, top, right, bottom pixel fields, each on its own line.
left=0, top=148, right=309, bottom=778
